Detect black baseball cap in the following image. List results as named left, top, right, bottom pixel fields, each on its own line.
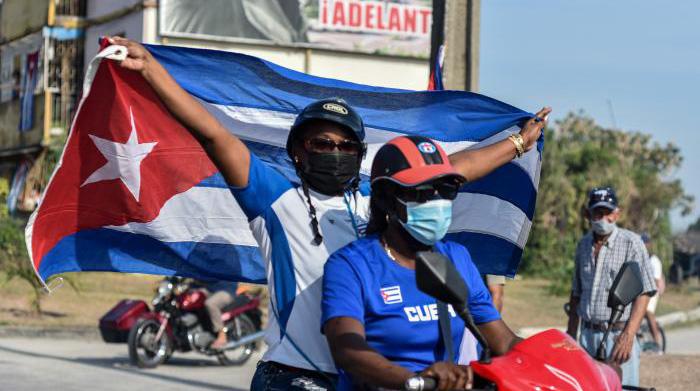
left=587, top=186, right=618, bottom=210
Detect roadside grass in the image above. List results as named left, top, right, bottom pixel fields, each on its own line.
left=0, top=272, right=158, bottom=327
left=1, top=272, right=698, bottom=331
left=501, top=277, right=700, bottom=331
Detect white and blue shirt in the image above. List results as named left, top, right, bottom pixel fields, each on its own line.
left=229, top=152, right=370, bottom=372
left=322, top=236, right=500, bottom=388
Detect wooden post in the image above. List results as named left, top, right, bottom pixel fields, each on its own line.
left=433, top=0, right=480, bottom=92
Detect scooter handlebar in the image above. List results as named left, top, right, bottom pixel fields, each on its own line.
left=405, top=376, right=436, bottom=391
left=405, top=376, right=493, bottom=391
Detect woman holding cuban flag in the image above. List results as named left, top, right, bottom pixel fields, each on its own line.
left=109, top=36, right=549, bottom=390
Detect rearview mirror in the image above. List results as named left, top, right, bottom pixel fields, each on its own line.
left=415, top=251, right=468, bottom=306
left=608, top=262, right=644, bottom=311
left=595, top=262, right=645, bottom=361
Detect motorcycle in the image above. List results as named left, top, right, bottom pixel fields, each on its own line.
left=99, top=277, right=264, bottom=368
left=402, top=252, right=656, bottom=391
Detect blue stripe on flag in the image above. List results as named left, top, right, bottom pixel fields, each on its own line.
left=146, top=44, right=534, bottom=142
left=462, top=163, right=538, bottom=220
left=38, top=228, right=266, bottom=283
left=446, top=232, right=523, bottom=278
left=195, top=172, right=229, bottom=189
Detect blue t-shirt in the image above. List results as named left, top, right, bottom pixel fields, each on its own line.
left=322, top=235, right=500, bottom=388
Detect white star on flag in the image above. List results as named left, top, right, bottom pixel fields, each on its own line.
left=81, top=107, right=157, bottom=201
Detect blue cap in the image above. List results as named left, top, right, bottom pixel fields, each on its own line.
left=587, top=186, right=618, bottom=210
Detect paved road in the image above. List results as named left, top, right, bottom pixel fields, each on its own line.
left=1, top=325, right=698, bottom=390
left=665, top=324, right=700, bottom=354
left=0, top=337, right=259, bottom=390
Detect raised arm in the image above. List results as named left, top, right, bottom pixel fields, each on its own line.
left=108, top=37, right=251, bottom=187
left=449, top=107, right=551, bottom=181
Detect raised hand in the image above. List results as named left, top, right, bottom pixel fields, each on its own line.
left=107, top=36, right=152, bottom=74
left=519, top=106, right=552, bottom=151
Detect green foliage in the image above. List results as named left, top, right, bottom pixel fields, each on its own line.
left=0, top=134, right=78, bottom=314
left=523, top=112, right=693, bottom=295
left=0, top=185, right=44, bottom=313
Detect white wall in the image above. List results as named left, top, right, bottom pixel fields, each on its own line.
left=310, top=51, right=427, bottom=90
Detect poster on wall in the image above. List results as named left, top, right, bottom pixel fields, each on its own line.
left=0, top=31, right=43, bottom=103
left=159, top=0, right=432, bottom=58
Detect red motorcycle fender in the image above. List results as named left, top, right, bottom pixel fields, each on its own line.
left=221, top=296, right=260, bottom=323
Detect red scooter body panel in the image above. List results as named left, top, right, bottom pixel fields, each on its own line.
left=471, top=329, right=621, bottom=391
left=178, top=289, right=206, bottom=311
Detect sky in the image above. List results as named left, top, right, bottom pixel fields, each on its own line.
left=478, top=1, right=700, bottom=232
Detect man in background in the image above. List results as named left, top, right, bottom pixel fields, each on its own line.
left=201, top=280, right=238, bottom=350
left=566, top=186, right=657, bottom=386
left=485, top=274, right=506, bottom=313
left=641, top=233, right=665, bottom=353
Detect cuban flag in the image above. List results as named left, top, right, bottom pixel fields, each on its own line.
left=26, top=41, right=541, bottom=287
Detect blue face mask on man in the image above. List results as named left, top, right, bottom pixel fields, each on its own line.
left=397, top=199, right=453, bottom=245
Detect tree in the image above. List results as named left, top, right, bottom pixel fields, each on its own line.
left=522, top=112, right=693, bottom=294
left=0, top=133, right=77, bottom=314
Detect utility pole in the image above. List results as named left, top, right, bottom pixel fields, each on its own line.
left=430, top=0, right=480, bottom=92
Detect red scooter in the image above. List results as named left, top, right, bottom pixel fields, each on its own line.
left=99, top=277, right=264, bottom=368
left=403, top=253, right=656, bottom=391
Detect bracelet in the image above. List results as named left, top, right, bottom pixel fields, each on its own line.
left=508, top=134, right=525, bottom=158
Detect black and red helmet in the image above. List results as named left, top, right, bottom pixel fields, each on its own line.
left=371, top=135, right=465, bottom=187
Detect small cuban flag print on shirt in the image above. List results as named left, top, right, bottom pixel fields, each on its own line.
left=381, top=286, right=403, bottom=304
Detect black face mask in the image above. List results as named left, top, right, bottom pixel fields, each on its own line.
left=301, top=152, right=360, bottom=195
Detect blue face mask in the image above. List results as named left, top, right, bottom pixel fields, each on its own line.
left=398, top=199, right=453, bottom=245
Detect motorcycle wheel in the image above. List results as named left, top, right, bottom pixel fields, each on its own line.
left=217, top=313, right=257, bottom=366
left=128, top=318, right=172, bottom=368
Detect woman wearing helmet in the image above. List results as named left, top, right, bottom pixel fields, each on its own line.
left=322, top=136, right=522, bottom=390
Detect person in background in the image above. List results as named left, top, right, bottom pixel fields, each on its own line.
left=201, top=280, right=238, bottom=350
left=641, top=233, right=665, bottom=353
left=484, top=275, right=506, bottom=313
left=565, top=186, right=657, bottom=386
